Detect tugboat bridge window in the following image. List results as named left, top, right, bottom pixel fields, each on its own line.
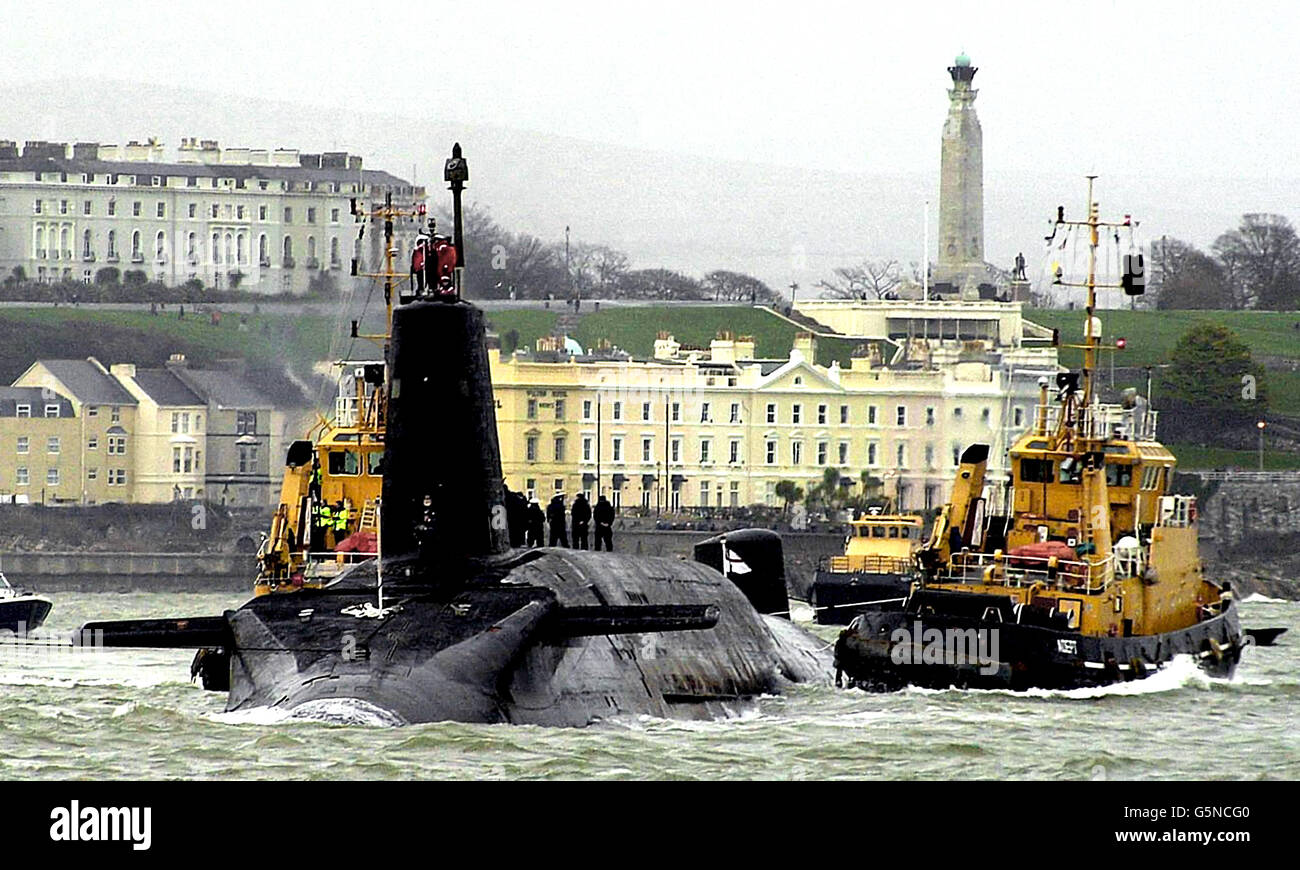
left=327, top=450, right=360, bottom=475
left=1057, top=459, right=1082, bottom=485
left=1105, top=462, right=1134, bottom=488
left=1019, top=458, right=1054, bottom=483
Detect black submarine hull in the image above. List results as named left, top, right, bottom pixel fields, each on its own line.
left=834, top=594, right=1243, bottom=692
left=221, top=549, right=826, bottom=725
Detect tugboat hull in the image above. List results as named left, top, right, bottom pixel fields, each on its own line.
left=809, top=571, right=912, bottom=625
left=835, top=598, right=1243, bottom=692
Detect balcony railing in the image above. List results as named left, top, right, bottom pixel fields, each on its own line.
left=282, top=256, right=295, bottom=268
left=82, top=252, right=95, bottom=262
left=131, top=253, right=145, bottom=263
left=259, top=256, right=271, bottom=267
left=106, top=253, right=119, bottom=263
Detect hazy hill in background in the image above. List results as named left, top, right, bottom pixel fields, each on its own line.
left=7, top=80, right=1300, bottom=297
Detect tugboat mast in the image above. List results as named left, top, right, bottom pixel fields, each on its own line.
left=1052, top=175, right=1132, bottom=418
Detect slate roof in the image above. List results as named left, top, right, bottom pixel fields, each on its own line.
left=36, top=360, right=137, bottom=405
left=173, top=368, right=275, bottom=409
left=0, top=154, right=412, bottom=189
left=129, top=369, right=204, bottom=407
left=0, top=387, right=74, bottom=417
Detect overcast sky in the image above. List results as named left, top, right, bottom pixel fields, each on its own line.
left=5, top=0, right=1297, bottom=181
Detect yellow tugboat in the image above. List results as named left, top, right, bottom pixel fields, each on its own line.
left=809, top=504, right=922, bottom=625
left=252, top=194, right=424, bottom=596
left=834, top=178, right=1245, bottom=690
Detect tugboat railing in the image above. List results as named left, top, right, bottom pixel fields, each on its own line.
left=942, top=549, right=1115, bottom=593
left=1034, top=403, right=1159, bottom=442
left=821, top=554, right=915, bottom=574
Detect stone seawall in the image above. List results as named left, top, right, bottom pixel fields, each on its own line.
left=1175, top=471, right=1300, bottom=600
left=1, top=531, right=849, bottom=595
left=2, top=552, right=254, bottom=592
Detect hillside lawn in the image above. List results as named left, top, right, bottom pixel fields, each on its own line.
left=3, top=302, right=1296, bottom=419
left=0, top=307, right=337, bottom=407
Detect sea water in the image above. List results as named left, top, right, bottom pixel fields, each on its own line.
left=1, top=592, right=1295, bottom=780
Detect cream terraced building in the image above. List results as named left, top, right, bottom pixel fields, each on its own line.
left=9, top=355, right=288, bottom=505
left=0, top=138, right=424, bottom=295
left=490, top=301, right=1060, bottom=513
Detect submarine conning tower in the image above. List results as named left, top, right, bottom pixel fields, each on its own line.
left=380, top=298, right=511, bottom=563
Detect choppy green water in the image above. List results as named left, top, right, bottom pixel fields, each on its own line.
left=1, top=593, right=1296, bottom=780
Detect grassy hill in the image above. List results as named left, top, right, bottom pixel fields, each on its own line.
left=488, top=305, right=864, bottom=367
left=1024, top=307, right=1300, bottom=415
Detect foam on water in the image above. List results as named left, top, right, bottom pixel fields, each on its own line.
left=208, top=699, right=406, bottom=728
left=894, top=655, right=1218, bottom=701
left=1241, top=592, right=1290, bottom=604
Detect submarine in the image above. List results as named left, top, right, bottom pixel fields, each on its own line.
left=82, top=144, right=830, bottom=726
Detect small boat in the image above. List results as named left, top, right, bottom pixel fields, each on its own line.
left=0, top=571, right=52, bottom=636
left=809, top=506, right=921, bottom=625
left=834, top=179, right=1246, bottom=691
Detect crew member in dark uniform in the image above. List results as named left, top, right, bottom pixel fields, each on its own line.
left=571, top=492, right=591, bottom=550
left=547, top=495, right=569, bottom=547
left=594, top=495, right=615, bottom=552
left=525, top=499, right=545, bottom=548
left=504, top=483, right=528, bottom=548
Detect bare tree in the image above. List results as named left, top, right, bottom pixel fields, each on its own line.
left=702, top=269, right=778, bottom=303
left=1151, top=237, right=1232, bottom=309
left=816, top=258, right=904, bottom=299
left=570, top=243, right=630, bottom=296
left=1212, top=214, right=1300, bottom=310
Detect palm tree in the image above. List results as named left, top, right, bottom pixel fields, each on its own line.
left=774, top=480, right=803, bottom=519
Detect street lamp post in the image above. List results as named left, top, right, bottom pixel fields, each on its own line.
left=1257, top=420, right=1267, bottom=471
